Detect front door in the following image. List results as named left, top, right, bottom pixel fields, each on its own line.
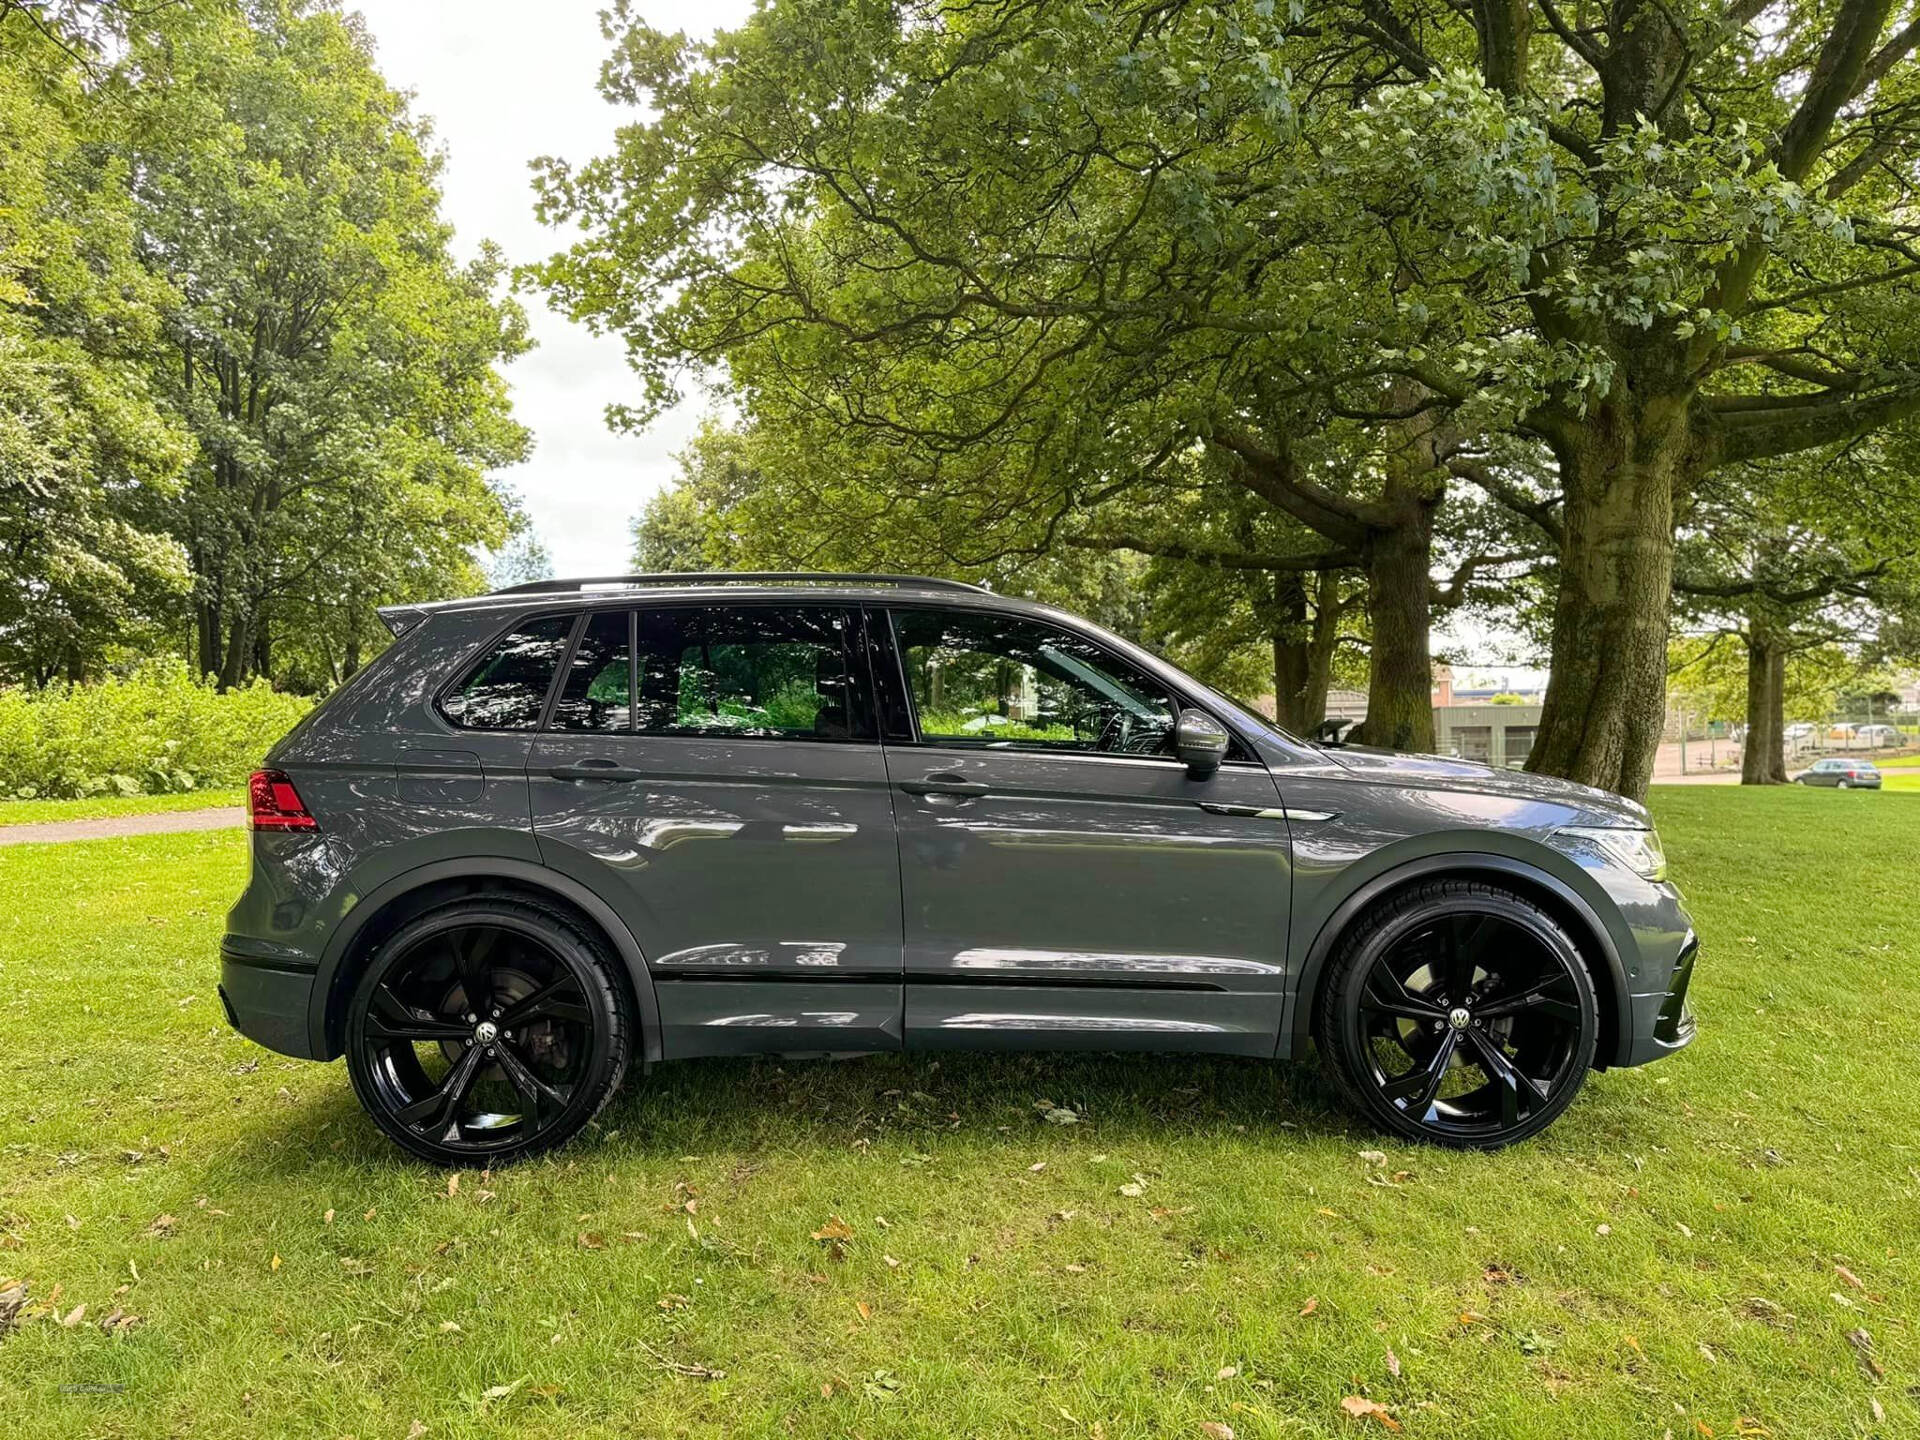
left=529, top=603, right=903, bottom=1057
left=877, top=606, right=1293, bottom=1055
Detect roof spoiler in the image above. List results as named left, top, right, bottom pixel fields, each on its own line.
left=377, top=604, right=429, bottom=639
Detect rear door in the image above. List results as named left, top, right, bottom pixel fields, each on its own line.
left=875, top=605, right=1293, bottom=1056
left=529, top=604, right=903, bottom=1057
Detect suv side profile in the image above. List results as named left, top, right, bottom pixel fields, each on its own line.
left=222, top=574, right=1698, bottom=1163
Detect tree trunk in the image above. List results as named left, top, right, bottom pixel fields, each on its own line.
left=252, top=608, right=272, bottom=683
left=1269, top=569, right=1344, bottom=733
left=1740, top=625, right=1789, bottom=784
left=217, top=606, right=252, bottom=692
left=1526, top=401, right=1684, bottom=800
left=195, top=596, right=222, bottom=682
left=1269, top=572, right=1311, bottom=733
left=1352, top=518, right=1436, bottom=752
left=1302, top=568, right=1340, bottom=728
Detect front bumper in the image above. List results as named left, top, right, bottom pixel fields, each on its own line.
left=1620, top=929, right=1698, bottom=1066
left=219, top=937, right=322, bottom=1059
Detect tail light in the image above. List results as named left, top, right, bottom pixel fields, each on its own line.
left=248, top=769, right=318, bottom=831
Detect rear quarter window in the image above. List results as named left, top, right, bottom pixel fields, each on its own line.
left=441, top=615, right=574, bottom=730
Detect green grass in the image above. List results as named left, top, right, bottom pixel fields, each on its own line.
left=0, top=789, right=244, bottom=827
left=1, top=791, right=1916, bottom=1437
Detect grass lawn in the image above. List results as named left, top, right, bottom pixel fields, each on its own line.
left=2, top=789, right=1916, bottom=1438
left=0, top=789, right=245, bottom=827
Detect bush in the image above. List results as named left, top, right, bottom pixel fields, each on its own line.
left=0, top=663, right=312, bottom=799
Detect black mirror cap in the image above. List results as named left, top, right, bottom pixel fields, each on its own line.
left=1176, top=709, right=1230, bottom=778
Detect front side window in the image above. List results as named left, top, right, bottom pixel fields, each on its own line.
left=442, top=614, right=573, bottom=730
left=889, top=608, right=1176, bottom=756
left=634, top=606, right=871, bottom=741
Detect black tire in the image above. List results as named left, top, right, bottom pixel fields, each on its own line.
left=344, top=895, right=632, bottom=1165
left=1314, top=879, right=1599, bottom=1149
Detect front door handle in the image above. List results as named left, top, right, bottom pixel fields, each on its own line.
left=899, top=772, right=991, bottom=799
left=548, top=758, right=646, bottom=782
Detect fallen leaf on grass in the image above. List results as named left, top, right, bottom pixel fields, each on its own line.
left=1458, top=1310, right=1489, bottom=1327
left=142, top=1215, right=176, bottom=1239
left=1339, top=1395, right=1401, bottom=1431
left=1844, top=1327, right=1884, bottom=1380
left=481, top=1376, right=526, bottom=1404
left=577, top=1232, right=605, bottom=1250
left=97, top=1307, right=141, bottom=1335
left=637, top=1339, right=728, bottom=1380
left=1834, top=1263, right=1865, bottom=1292
left=269, top=1253, right=281, bottom=1272
left=445, top=1175, right=460, bottom=1198
left=1384, top=1347, right=1401, bottom=1379
left=0, top=1280, right=27, bottom=1336
left=1119, top=1183, right=1145, bottom=1198
left=1299, top=1297, right=1319, bottom=1317
left=811, top=1216, right=854, bottom=1242
left=1358, top=1150, right=1387, bottom=1166
left=58, top=1303, right=86, bottom=1328
left=1200, top=1424, right=1235, bottom=1440
left=1216, top=1365, right=1238, bottom=1380
left=407, top=1422, right=427, bottom=1440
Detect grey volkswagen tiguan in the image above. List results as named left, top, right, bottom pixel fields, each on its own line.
left=221, top=574, right=1698, bottom=1163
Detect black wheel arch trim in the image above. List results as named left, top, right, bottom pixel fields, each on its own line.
left=308, top=856, right=663, bottom=1066
left=1286, top=851, right=1633, bottom=1069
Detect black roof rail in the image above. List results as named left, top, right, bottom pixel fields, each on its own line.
left=488, top=571, right=989, bottom=597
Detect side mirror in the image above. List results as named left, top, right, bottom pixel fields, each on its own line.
left=1175, top=709, right=1230, bottom=778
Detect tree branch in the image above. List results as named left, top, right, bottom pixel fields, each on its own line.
left=1066, top=534, right=1359, bottom=572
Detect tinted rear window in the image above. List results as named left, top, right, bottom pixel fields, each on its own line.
left=442, top=615, right=572, bottom=730
left=551, top=611, right=633, bottom=732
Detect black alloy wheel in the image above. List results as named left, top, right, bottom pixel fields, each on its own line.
left=344, top=897, right=631, bottom=1165
left=1316, top=879, right=1599, bottom=1148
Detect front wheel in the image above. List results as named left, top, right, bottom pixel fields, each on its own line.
left=344, top=896, right=632, bottom=1165
left=1314, top=879, right=1599, bottom=1149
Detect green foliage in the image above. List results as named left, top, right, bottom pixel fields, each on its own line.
left=0, top=10, right=193, bottom=683
left=532, top=0, right=1920, bottom=794
left=0, top=662, right=309, bottom=799
left=0, top=0, right=529, bottom=694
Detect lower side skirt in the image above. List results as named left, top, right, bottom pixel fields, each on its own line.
left=652, top=977, right=1283, bottom=1061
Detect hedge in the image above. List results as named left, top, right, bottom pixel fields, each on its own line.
left=0, top=663, right=313, bottom=799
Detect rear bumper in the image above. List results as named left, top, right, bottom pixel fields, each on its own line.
left=219, top=937, right=321, bottom=1059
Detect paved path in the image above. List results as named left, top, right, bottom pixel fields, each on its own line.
left=0, top=806, right=244, bottom=846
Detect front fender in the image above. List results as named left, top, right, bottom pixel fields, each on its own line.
left=1281, top=837, right=1635, bottom=1066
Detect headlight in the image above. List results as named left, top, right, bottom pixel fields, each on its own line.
left=1555, top=825, right=1667, bottom=881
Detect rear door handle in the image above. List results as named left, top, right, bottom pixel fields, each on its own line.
left=548, top=758, right=646, bottom=782
left=899, top=772, right=991, bottom=799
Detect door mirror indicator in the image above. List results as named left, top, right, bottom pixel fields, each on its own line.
left=1175, top=709, right=1230, bottom=778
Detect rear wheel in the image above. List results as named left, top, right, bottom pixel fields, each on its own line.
left=344, top=897, right=631, bottom=1165
left=1315, top=879, right=1599, bottom=1149
left=1837, top=779, right=1851, bottom=789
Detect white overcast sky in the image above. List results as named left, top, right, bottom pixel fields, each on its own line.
left=348, top=0, right=753, bottom=578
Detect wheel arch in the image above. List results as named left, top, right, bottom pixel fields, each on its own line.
left=1288, top=851, right=1632, bottom=1069
left=310, top=857, right=662, bottom=1065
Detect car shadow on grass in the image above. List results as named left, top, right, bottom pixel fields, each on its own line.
left=245, top=1049, right=1373, bottom=1175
